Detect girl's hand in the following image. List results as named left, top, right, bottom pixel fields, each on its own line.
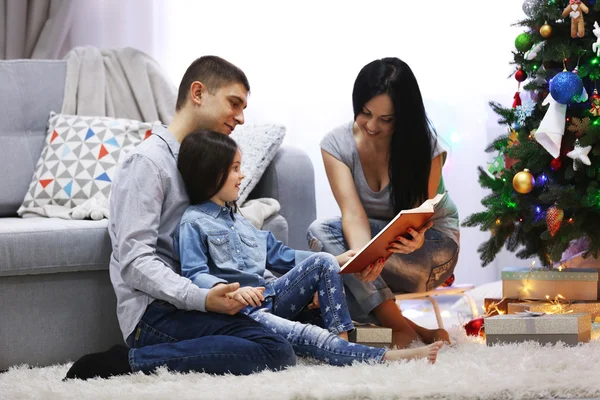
left=387, top=221, right=433, bottom=254
left=226, top=286, right=265, bottom=307
left=335, top=250, right=357, bottom=267
left=355, top=256, right=387, bottom=282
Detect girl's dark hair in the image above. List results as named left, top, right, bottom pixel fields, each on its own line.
left=352, top=57, right=437, bottom=213
left=178, top=129, right=239, bottom=205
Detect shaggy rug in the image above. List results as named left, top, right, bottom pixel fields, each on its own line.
left=2, top=330, right=600, bottom=400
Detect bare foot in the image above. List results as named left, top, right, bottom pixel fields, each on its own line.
left=338, top=331, right=349, bottom=341
left=383, top=341, right=443, bottom=364
left=418, top=328, right=451, bottom=345
left=392, top=329, right=419, bottom=349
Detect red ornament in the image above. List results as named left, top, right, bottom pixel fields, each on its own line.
left=546, top=205, right=564, bottom=237
left=464, top=317, right=485, bottom=337
left=550, top=157, right=563, bottom=171
left=515, top=69, right=528, bottom=82
left=513, top=91, right=522, bottom=109
left=441, top=274, right=455, bottom=287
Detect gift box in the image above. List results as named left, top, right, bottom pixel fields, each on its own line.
left=485, top=313, right=591, bottom=346
left=507, top=301, right=600, bottom=321
left=502, top=267, right=598, bottom=301
left=484, top=298, right=525, bottom=316
left=349, top=324, right=392, bottom=348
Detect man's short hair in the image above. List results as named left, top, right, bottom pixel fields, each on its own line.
left=176, top=56, right=250, bottom=111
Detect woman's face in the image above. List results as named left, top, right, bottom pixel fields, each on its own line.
left=355, top=93, right=395, bottom=140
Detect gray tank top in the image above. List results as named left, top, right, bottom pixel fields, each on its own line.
left=321, top=121, right=459, bottom=245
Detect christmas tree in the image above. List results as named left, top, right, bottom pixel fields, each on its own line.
left=463, top=0, right=600, bottom=267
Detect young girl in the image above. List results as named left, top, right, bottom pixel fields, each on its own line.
left=174, top=129, right=443, bottom=366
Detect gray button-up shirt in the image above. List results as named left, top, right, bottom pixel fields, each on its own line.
left=109, top=125, right=208, bottom=341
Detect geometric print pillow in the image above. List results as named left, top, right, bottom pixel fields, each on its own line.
left=17, top=112, right=153, bottom=216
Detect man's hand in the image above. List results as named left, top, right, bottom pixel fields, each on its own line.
left=205, top=282, right=247, bottom=315
left=387, top=221, right=433, bottom=255
left=226, top=286, right=265, bottom=307
left=335, top=250, right=357, bottom=267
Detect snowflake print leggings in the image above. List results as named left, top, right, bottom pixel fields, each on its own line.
left=242, top=253, right=386, bottom=365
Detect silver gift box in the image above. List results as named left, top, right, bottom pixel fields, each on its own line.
left=485, top=313, right=591, bottom=346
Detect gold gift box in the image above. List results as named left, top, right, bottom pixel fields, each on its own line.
left=502, top=267, right=598, bottom=301
left=507, top=301, right=600, bottom=321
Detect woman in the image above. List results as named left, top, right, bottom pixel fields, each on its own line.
left=307, top=58, right=460, bottom=348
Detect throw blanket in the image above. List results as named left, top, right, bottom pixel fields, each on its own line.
left=61, top=46, right=176, bottom=124
left=239, top=198, right=281, bottom=229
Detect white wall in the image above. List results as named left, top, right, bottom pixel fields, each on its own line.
left=65, top=0, right=533, bottom=285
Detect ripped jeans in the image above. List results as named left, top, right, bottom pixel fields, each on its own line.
left=306, top=217, right=459, bottom=324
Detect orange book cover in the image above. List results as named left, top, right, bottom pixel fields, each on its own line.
left=339, top=193, right=446, bottom=274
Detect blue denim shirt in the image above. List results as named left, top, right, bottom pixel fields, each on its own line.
left=174, top=201, right=313, bottom=292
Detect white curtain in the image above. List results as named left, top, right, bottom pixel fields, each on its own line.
left=0, top=0, right=75, bottom=59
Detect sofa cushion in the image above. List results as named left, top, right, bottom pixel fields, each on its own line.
left=230, top=124, right=285, bottom=204
left=0, top=218, right=111, bottom=276
left=0, top=60, right=67, bottom=217
left=18, top=112, right=154, bottom=217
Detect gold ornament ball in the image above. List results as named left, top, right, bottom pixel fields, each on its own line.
left=513, top=169, right=535, bottom=194
left=540, top=23, right=552, bottom=39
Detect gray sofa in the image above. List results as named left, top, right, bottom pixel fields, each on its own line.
left=0, top=60, right=316, bottom=370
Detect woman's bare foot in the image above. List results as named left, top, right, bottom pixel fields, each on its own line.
left=418, top=328, right=451, bottom=345
left=382, top=341, right=443, bottom=364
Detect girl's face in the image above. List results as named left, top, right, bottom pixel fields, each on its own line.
left=354, top=93, right=395, bottom=140
left=213, top=149, right=245, bottom=205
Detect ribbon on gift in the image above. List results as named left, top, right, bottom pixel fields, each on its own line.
left=535, top=94, right=567, bottom=158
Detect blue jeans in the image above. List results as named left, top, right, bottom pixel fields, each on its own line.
left=125, top=301, right=296, bottom=375
left=306, top=218, right=459, bottom=324
left=243, top=253, right=386, bottom=365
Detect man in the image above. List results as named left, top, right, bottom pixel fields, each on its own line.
left=66, top=56, right=296, bottom=380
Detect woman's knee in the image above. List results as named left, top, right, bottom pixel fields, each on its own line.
left=306, top=218, right=344, bottom=252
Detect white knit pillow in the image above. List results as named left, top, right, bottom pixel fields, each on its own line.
left=230, top=124, right=285, bottom=204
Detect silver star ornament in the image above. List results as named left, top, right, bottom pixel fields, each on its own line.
left=567, top=140, right=592, bottom=171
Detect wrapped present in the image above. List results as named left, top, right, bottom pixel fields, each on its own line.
left=502, top=267, right=598, bottom=301
left=349, top=324, right=391, bottom=348
left=484, top=298, right=525, bottom=316
left=507, top=301, right=600, bottom=321
left=485, top=313, right=591, bottom=346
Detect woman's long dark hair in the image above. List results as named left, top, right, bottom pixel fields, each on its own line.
left=178, top=129, right=239, bottom=205
left=352, top=57, right=437, bottom=213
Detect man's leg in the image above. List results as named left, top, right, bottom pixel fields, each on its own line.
left=66, top=301, right=296, bottom=379
left=129, top=301, right=296, bottom=375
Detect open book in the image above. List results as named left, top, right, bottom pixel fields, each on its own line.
left=339, top=192, right=447, bottom=274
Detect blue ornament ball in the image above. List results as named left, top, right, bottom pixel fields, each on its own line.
left=549, top=72, right=583, bottom=104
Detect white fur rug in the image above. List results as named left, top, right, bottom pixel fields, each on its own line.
left=2, top=331, right=600, bottom=400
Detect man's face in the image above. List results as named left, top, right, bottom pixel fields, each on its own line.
left=196, top=82, right=248, bottom=135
